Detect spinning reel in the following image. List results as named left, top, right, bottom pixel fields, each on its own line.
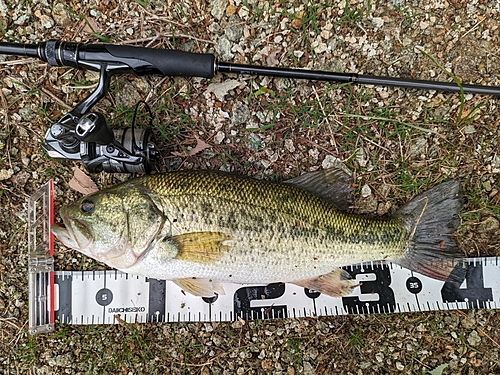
left=45, top=97, right=158, bottom=173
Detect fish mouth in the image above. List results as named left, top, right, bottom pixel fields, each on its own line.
left=51, top=207, right=93, bottom=250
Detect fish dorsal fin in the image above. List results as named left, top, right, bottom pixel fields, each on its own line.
left=285, top=164, right=354, bottom=211
left=173, top=232, right=231, bottom=263
left=174, top=278, right=226, bottom=297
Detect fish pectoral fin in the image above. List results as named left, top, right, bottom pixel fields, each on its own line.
left=174, top=278, right=226, bottom=297
left=173, top=232, right=231, bottom=263
left=292, top=268, right=358, bottom=297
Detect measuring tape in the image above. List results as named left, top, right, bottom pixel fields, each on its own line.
left=28, top=182, right=500, bottom=332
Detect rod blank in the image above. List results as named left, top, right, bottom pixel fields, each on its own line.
left=216, top=62, right=500, bottom=96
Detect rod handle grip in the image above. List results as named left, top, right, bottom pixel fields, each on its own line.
left=104, top=45, right=216, bottom=78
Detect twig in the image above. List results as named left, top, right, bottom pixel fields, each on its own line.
left=461, top=18, right=487, bottom=39
left=63, top=83, right=99, bottom=90
left=408, top=196, right=429, bottom=241
left=0, top=84, right=8, bottom=127
left=455, top=310, right=500, bottom=349
left=0, top=317, right=22, bottom=330
left=0, top=58, right=38, bottom=65
left=40, top=87, right=72, bottom=110
left=174, top=359, right=215, bottom=367
left=121, top=32, right=215, bottom=45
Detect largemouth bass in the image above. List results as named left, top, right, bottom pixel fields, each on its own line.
left=52, top=167, right=463, bottom=297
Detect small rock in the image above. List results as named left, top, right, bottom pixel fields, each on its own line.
left=53, top=3, right=73, bottom=26
left=308, top=148, right=319, bottom=163
left=12, top=170, right=30, bottom=188
left=313, top=42, right=327, bottom=54
left=467, top=330, right=481, bottom=347
left=21, top=151, right=31, bottom=167
left=322, top=155, right=341, bottom=169
left=358, top=362, right=371, bottom=369
left=211, top=0, right=229, bottom=20
left=206, top=80, right=241, bottom=101
left=478, top=216, right=499, bottom=233
left=132, top=77, right=151, bottom=94
left=303, top=361, right=314, bottom=375
left=247, top=133, right=263, bottom=152
left=261, top=359, right=273, bottom=371
left=464, top=125, right=476, bottom=134
left=0, top=169, right=13, bottom=181
left=361, top=184, right=372, bottom=198
left=408, top=137, right=427, bottom=158
left=14, top=14, right=30, bottom=25
left=355, top=148, right=367, bottom=167
left=116, top=83, right=142, bottom=109
left=305, top=347, right=318, bottom=360
left=396, top=362, right=404, bottom=370
left=372, top=17, right=384, bottom=27
left=285, top=139, right=295, bottom=153
left=225, top=15, right=243, bottom=42
left=215, top=36, right=234, bottom=61
left=357, top=195, right=378, bottom=214
left=232, top=102, right=250, bottom=125
left=39, top=14, right=54, bottom=29
left=491, top=155, right=500, bottom=173
left=214, top=131, right=225, bottom=145
left=226, top=4, right=236, bottom=16
left=18, top=105, right=36, bottom=121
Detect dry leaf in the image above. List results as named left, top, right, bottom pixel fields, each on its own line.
left=68, top=168, right=99, bottom=195
left=291, top=11, right=304, bottom=29
left=266, top=50, right=279, bottom=66
left=189, top=136, right=211, bottom=156
left=79, top=18, right=101, bottom=34
left=172, top=136, right=212, bottom=157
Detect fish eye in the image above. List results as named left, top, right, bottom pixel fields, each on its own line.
left=80, top=200, right=95, bottom=214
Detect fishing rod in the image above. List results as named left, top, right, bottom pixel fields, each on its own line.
left=1, top=40, right=499, bottom=173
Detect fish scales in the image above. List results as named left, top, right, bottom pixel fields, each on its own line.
left=123, top=170, right=408, bottom=283
left=52, top=168, right=463, bottom=297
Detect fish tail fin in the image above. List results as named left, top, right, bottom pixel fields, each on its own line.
left=394, top=181, right=464, bottom=282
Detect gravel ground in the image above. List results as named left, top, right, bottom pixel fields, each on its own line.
left=1, top=0, right=500, bottom=374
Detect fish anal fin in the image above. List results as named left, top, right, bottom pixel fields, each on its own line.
left=174, top=278, right=226, bottom=297
left=173, top=232, right=231, bottom=263
left=292, top=268, right=358, bottom=297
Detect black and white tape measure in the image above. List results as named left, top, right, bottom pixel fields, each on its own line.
left=27, top=182, right=500, bottom=333
left=52, top=259, right=499, bottom=325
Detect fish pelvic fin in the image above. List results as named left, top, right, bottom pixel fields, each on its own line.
left=292, top=268, right=358, bottom=297
left=394, top=180, right=464, bottom=282
left=174, top=278, right=226, bottom=297
left=173, top=232, right=231, bottom=264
